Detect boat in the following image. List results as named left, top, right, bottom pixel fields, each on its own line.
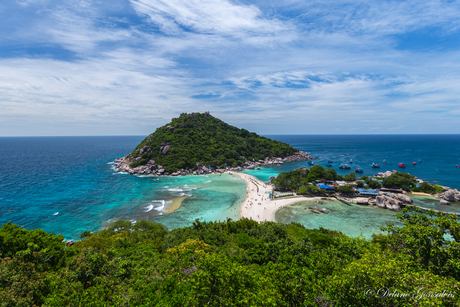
left=355, top=168, right=363, bottom=173
left=339, top=164, right=351, bottom=169
left=371, top=163, right=380, bottom=168
left=457, top=165, right=460, bottom=168
left=383, top=159, right=387, bottom=164
left=326, top=163, right=332, bottom=167
left=399, top=163, right=406, bottom=168
left=349, top=159, right=353, bottom=164
left=327, top=159, right=333, bottom=163
left=419, top=160, right=422, bottom=163
left=308, top=160, right=314, bottom=165
left=413, top=162, right=416, bottom=165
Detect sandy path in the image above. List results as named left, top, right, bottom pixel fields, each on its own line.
left=232, top=172, right=322, bottom=222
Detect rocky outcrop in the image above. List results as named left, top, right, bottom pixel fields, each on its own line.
left=114, top=151, right=313, bottom=176
left=396, top=194, right=413, bottom=205
left=439, top=189, right=460, bottom=202
left=376, top=195, right=401, bottom=211
left=139, top=145, right=152, bottom=155
left=159, top=142, right=171, bottom=155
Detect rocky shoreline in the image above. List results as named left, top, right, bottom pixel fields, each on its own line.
left=114, top=151, right=313, bottom=176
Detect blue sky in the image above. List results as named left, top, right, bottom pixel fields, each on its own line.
left=1, top=0, right=460, bottom=136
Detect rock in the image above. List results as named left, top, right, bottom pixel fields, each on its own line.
left=443, top=190, right=456, bottom=202
left=376, top=196, right=386, bottom=208
left=202, top=166, right=209, bottom=173
left=139, top=145, right=152, bottom=155
left=396, top=194, right=413, bottom=204
left=440, top=199, right=451, bottom=205
left=159, top=143, right=171, bottom=155
left=320, top=208, right=329, bottom=214
left=167, top=125, right=174, bottom=133
left=66, top=240, right=75, bottom=247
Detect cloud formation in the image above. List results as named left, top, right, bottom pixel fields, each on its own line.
left=1, top=0, right=460, bottom=135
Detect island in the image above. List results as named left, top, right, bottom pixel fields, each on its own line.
left=114, top=112, right=311, bottom=176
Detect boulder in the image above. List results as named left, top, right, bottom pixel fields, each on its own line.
left=376, top=196, right=386, bottom=208
left=167, top=125, right=174, bottom=133
left=396, top=194, right=413, bottom=204
left=440, top=199, right=451, bottom=206
left=139, top=145, right=152, bottom=155
left=159, top=143, right=171, bottom=155
left=443, top=190, right=456, bottom=202
left=66, top=240, right=75, bottom=247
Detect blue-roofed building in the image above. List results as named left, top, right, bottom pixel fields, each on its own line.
left=357, top=188, right=379, bottom=196
left=319, top=184, right=335, bottom=190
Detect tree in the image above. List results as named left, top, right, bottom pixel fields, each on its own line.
left=337, top=185, right=354, bottom=194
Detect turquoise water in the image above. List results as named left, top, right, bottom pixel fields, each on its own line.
left=0, top=137, right=246, bottom=240
left=274, top=199, right=403, bottom=239
left=2, top=135, right=460, bottom=240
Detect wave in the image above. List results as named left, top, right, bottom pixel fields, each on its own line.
left=107, top=162, right=114, bottom=165
left=146, top=200, right=168, bottom=212
left=204, top=180, right=212, bottom=183
left=54, top=212, right=59, bottom=216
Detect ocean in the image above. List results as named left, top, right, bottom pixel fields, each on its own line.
left=1, top=135, right=459, bottom=240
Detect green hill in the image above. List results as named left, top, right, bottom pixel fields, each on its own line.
left=120, top=112, right=302, bottom=173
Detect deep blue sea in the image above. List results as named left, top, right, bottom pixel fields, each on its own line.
left=1, top=135, right=459, bottom=240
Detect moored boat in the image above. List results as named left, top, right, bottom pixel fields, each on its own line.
left=413, top=162, right=416, bottom=165
left=326, top=163, right=332, bottom=167
left=399, top=163, right=406, bottom=168
left=383, top=159, right=387, bottom=164
left=355, top=168, right=363, bottom=173
left=328, top=159, right=333, bottom=163
left=308, top=160, right=314, bottom=165
left=349, top=159, right=353, bottom=164
left=339, top=164, right=351, bottom=169
left=371, top=163, right=380, bottom=168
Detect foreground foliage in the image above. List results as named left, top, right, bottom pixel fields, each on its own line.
left=1, top=208, right=460, bottom=306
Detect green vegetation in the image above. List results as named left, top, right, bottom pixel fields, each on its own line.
left=383, top=172, right=416, bottom=191
left=129, top=112, right=299, bottom=172
left=337, top=185, right=354, bottom=194
left=273, top=166, right=338, bottom=192
left=383, top=172, right=442, bottom=194
left=2, top=207, right=460, bottom=306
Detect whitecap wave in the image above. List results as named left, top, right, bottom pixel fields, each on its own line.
left=146, top=200, right=167, bottom=212
left=107, top=162, right=114, bottom=165
left=204, top=180, right=212, bottom=183
left=54, top=212, right=59, bottom=216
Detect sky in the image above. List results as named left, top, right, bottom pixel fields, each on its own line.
left=1, top=0, right=460, bottom=136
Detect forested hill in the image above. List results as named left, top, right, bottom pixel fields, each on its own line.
left=123, top=112, right=300, bottom=172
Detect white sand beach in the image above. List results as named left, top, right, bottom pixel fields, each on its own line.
left=232, top=172, right=324, bottom=222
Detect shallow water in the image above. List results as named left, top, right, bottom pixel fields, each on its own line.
left=275, top=199, right=402, bottom=239
left=410, top=195, right=460, bottom=213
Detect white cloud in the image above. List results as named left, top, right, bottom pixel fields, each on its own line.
left=129, top=0, right=294, bottom=42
